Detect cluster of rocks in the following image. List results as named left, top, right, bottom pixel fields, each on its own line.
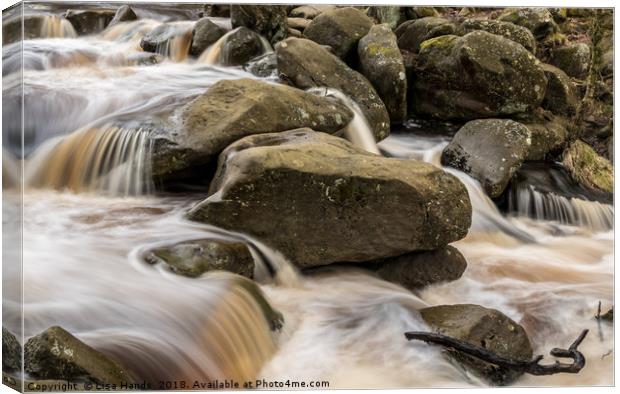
left=4, top=4, right=613, bottom=386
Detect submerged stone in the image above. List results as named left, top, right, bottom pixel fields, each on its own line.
left=188, top=129, right=472, bottom=268
left=419, top=304, right=533, bottom=385
left=147, top=239, right=254, bottom=278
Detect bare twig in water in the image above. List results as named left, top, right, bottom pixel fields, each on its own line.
left=404, top=329, right=588, bottom=376
left=596, top=300, right=604, bottom=341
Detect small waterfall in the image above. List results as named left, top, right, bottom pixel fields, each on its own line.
left=307, top=87, right=381, bottom=154
left=84, top=274, right=278, bottom=385
left=151, top=22, right=194, bottom=62
left=199, top=27, right=273, bottom=65
left=508, top=183, right=614, bottom=231
left=40, top=15, right=77, bottom=39
left=25, top=124, right=154, bottom=196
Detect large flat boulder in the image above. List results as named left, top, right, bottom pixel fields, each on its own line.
left=25, top=326, right=131, bottom=385
left=412, top=31, right=547, bottom=120
left=303, top=7, right=374, bottom=61
left=276, top=37, right=391, bottom=140
left=188, top=129, right=472, bottom=268
left=358, top=24, right=407, bottom=123
left=420, top=304, right=533, bottom=385
left=151, top=78, right=353, bottom=180
left=441, top=119, right=531, bottom=198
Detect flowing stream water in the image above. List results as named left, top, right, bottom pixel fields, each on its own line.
left=2, top=6, right=614, bottom=389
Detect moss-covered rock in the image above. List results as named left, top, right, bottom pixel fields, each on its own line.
left=441, top=119, right=531, bottom=198
left=562, top=140, right=613, bottom=193
left=150, top=78, right=353, bottom=180
left=373, top=246, right=467, bottom=291
left=395, top=17, right=456, bottom=53
left=458, top=18, right=536, bottom=53
left=147, top=239, right=254, bottom=278
left=276, top=37, right=390, bottom=140
left=540, top=63, right=578, bottom=116
left=25, top=326, right=131, bottom=384
left=419, top=304, right=533, bottom=385
left=188, top=129, right=472, bottom=268
left=2, top=327, right=21, bottom=372
left=64, top=9, right=116, bottom=35
left=230, top=4, right=288, bottom=45
left=189, top=17, right=225, bottom=57
left=358, top=24, right=407, bottom=123
left=551, top=43, right=591, bottom=79
left=498, top=8, right=558, bottom=39
left=413, top=31, right=547, bottom=120
left=304, top=7, right=373, bottom=61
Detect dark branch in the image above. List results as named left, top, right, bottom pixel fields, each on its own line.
left=404, top=329, right=588, bottom=376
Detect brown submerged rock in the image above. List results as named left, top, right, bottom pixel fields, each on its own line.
left=420, top=304, right=533, bottom=385
left=25, top=326, right=131, bottom=384
left=147, top=239, right=254, bottom=278
left=276, top=37, right=391, bottom=140
left=188, top=129, right=472, bottom=268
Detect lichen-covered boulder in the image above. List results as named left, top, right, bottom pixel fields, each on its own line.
left=419, top=304, right=533, bottom=385
left=146, top=239, right=254, bottom=278
left=551, top=43, right=591, bottom=79
left=412, top=31, right=547, bottom=120
left=64, top=9, right=116, bottom=35
left=441, top=119, right=531, bottom=198
left=458, top=19, right=536, bottom=53
left=521, top=113, right=568, bottom=161
left=303, top=7, right=374, bottom=61
left=108, top=5, right=138, bottom=27
left=230, top=5, right=288, bottom=45
left=358, top=24, right=407, bottom=123
left=189, top=17, right=226, bottom=57
left=2, top=327, right=21, bottom=372
left=150, top=78, right=353, bottom=180
left=276, top=37, right=391, bottom=140
left=25, top=326, right=131, bottom=384
left=562, top=140, right=613, bottom=193
left=373, top=246, right=467, bottom=291
left=395, top=17, right=456, bottom=53
left=541, top=64, right=578, bottom=116
left=498, top=8, right=558, bottom=39
left=188, top=129, right=472, bottom=268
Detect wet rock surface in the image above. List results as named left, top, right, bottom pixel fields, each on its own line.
left=25, top=326, right=131, bottom=384
left=188, top=129, right=472, bottom=268
left=216, top=27, right=267, bottom=66
left=420, top=304, right=533, bottom=385
left=441, top=119, right=532, bottom=198
left=276, top=37, right=390, bottom=140
left=146, top=239, right=254, bottom=278
left=64, top=9, right=116, bottom=35
left=189, top=17, right=225, bottom=57
left=412, top=31, right=547, bottom=120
